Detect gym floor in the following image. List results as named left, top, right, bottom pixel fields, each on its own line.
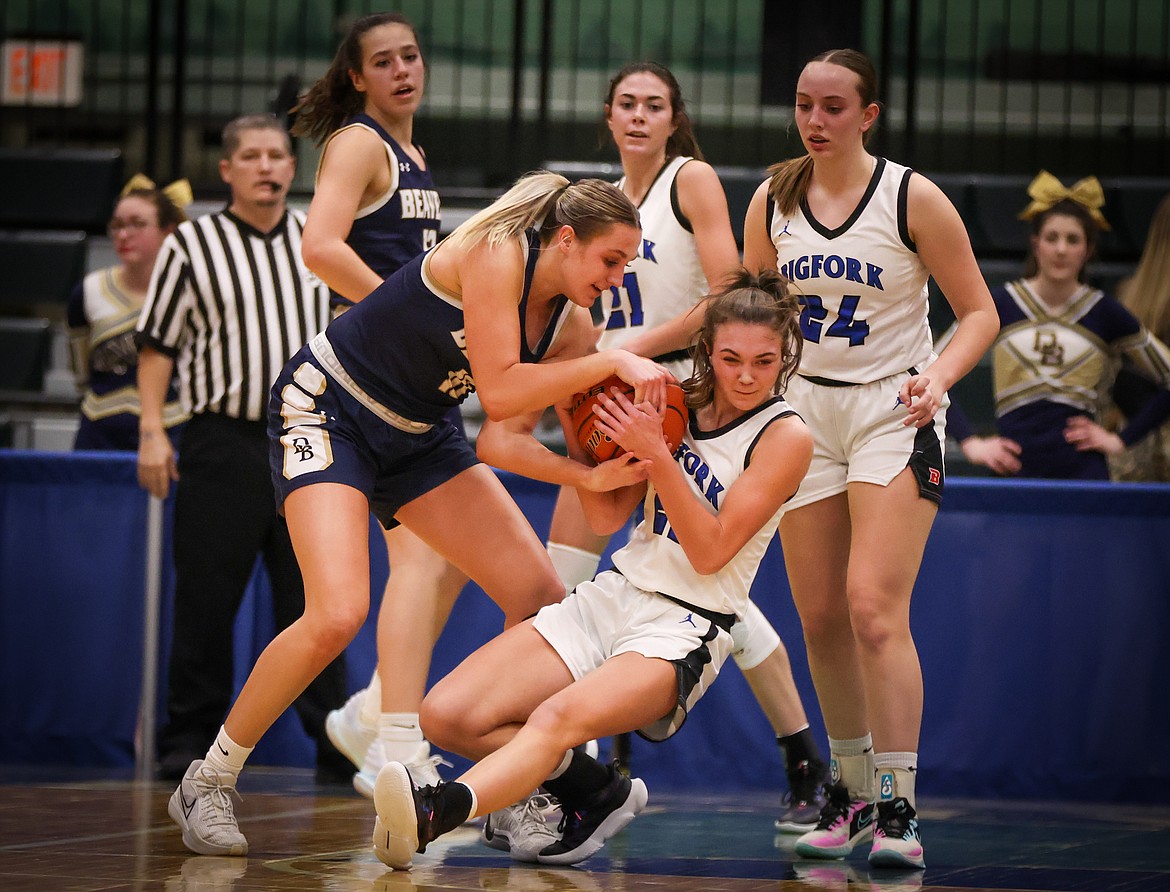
left=1, top=765, right=1168, bottom=891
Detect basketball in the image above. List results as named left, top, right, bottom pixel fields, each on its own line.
left=570, top=375, right=688, bottom=464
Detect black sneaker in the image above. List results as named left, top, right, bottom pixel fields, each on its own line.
left=536, top=763, right=648, bottom=865
left=372, top=761, right=443, bottom=870
left=775, top=758, right=830, bottom=833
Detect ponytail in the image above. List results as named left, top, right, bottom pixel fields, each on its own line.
left=447, top=171, right=639, bottom=251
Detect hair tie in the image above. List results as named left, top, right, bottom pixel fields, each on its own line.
left=1018, top=169, right=1110, bottom=231
left=120, top=173, right=194, bottom=211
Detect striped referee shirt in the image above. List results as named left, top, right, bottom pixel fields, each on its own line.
left=136, top=208, right=330, bottom=421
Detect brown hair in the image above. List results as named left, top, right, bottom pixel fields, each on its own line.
left=1021, top=199, right=1100, bottom=282
left=603, top=61, right=703, bottom=162
left=117, top=188, right=187, bottom=230
left=292, top=12, right=423, bottom=144
left=684, top=268, right=803, bottom=409
left=767, top=48, right=880, bottom=217
left=221, top=114, right=291, bottom=159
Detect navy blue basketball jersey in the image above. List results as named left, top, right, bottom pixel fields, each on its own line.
left=321, top=230, right=568, bottom=424
left=319, top=113, right=441, bottom=306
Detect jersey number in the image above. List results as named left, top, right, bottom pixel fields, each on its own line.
left=799, top=294, right=870, bottom=346
left=650, top=495, right=679, bottom=543
left=605, top=272, right=644, bottom=330
left=423, top=229, right=438, bottom=251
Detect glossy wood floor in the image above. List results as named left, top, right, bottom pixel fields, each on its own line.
left=1, top=765, right=1168, bottom=892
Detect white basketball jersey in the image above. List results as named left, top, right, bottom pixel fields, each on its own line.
left=612, top=397, right=798, bottom=618
left=597, top=155, right=708, bottom=380
left=769, top=157, right=933, bottom=383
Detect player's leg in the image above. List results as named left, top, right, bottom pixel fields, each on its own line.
left=732, top=599, right=829, bottom=833
left=846, top=469, right=935, bottom=868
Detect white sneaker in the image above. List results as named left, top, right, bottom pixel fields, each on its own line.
left=481, top=793, right=560, bottom=862
left=325, top=690, right=376, bottom=770
left=354, top=738, right=451, bottom=799
left=167, top=760, right=248, bottom=856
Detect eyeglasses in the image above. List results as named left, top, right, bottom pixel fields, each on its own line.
left=107, top=219, right=155, bottom=236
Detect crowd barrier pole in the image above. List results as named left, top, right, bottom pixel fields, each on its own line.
left=135, top=494, right=165, bottom=782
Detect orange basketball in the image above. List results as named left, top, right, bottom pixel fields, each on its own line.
left=570, top=375, right=689, bottom=464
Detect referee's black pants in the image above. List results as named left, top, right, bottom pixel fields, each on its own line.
left=158, top=411, right=347, bottom=775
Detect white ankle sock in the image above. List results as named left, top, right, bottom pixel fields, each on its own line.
left=203, top=726, right=252, bottom=783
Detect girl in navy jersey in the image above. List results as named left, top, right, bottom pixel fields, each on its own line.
left=743, top=49, right=998, bottom=870
left=371, top=269, right=813, bottom=869
left=536, top=61, right=829, bottom=841
left=166, top=170, right=672, bottom=859
left=293, top=12, right=466, bottom=798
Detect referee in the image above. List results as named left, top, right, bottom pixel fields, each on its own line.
left=135, top=113, right=348, bottom=783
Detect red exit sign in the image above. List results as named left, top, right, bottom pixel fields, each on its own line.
left=2, top=39, right=83, bottom=106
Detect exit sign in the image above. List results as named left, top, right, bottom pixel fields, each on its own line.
left=2, top=38, right=83, bottom=106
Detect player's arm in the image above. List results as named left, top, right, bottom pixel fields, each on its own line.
left=742, top=180, right=778, bottom=275
left=903, top=173, right=999, bottom=426
left=301, top=127, right=388, bottom=302
left=460, top=237, right=670, bottom=419
left=597, top=391, right=812, bottom=574
left=476, top=306, right=649, bottom=492
left=618, top=161, right=740, bottom=362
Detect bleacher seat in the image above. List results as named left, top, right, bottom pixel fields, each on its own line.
left=0, top=148, right=123, bottom=233
left=0, top=318, right=52, bottom=393
left=0, top=231, right=87, bottom=309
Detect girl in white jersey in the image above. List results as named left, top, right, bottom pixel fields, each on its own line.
left=743, top=49, right=997, bottom=870
left=535, top=61, right=831, bottom=840
left=371, top=269, right=812, bottom=869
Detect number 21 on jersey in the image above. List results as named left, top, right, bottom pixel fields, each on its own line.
left=604, top=272, right=645, bottom=331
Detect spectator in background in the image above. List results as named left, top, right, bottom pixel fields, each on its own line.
left=67, top=176, right=190, bottom=450
left=944, top=172, right=1170, bottom=479
left=1110, top=192, right=1170, bottom=481
left=135, top=114, right=349, bottom=784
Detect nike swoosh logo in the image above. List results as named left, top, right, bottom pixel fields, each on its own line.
left=391, top=723, right=418, bottom=730
left=856, top=809, right=874, bottom=828
left=181, top=791, right=197, bottom=819
left=217, top=743, right=230, bottom=756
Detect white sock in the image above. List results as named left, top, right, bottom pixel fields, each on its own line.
left=203, top=726, right=252, bottom=783
left=359, top=670, right=382, bottom=728
left=378, top=712, right=424, bottom=742
left=546, top=541, right=602, bottom=593
left=828, top=733, right=875, bottom=800
left=874, top=752, right=918, bottom=807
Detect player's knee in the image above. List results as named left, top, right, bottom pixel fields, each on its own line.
left=523, top=699, right=580, bottom=752
left=848, top=596, right=900, bottom=654
left=305, top=602, right=368, bottom=656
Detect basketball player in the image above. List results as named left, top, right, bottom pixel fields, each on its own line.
left=293, top=11, right=462, bottom=798
left=743, top=49, right=998, bottom=869
left=165, top=171, right=672, bottom=858
left=539, top=61, right=830, bottom=841
left=372, top=269, right=813, bottom=869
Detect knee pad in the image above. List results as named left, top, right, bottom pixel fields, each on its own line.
left=730, top=598, right=781, bottom=670
left=546, top=541, right=603, bottom=593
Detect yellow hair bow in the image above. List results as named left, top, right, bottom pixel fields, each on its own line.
left=120, top=173, right=194, bottom=210
left=1018, top=170, right=1110, bottom=231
